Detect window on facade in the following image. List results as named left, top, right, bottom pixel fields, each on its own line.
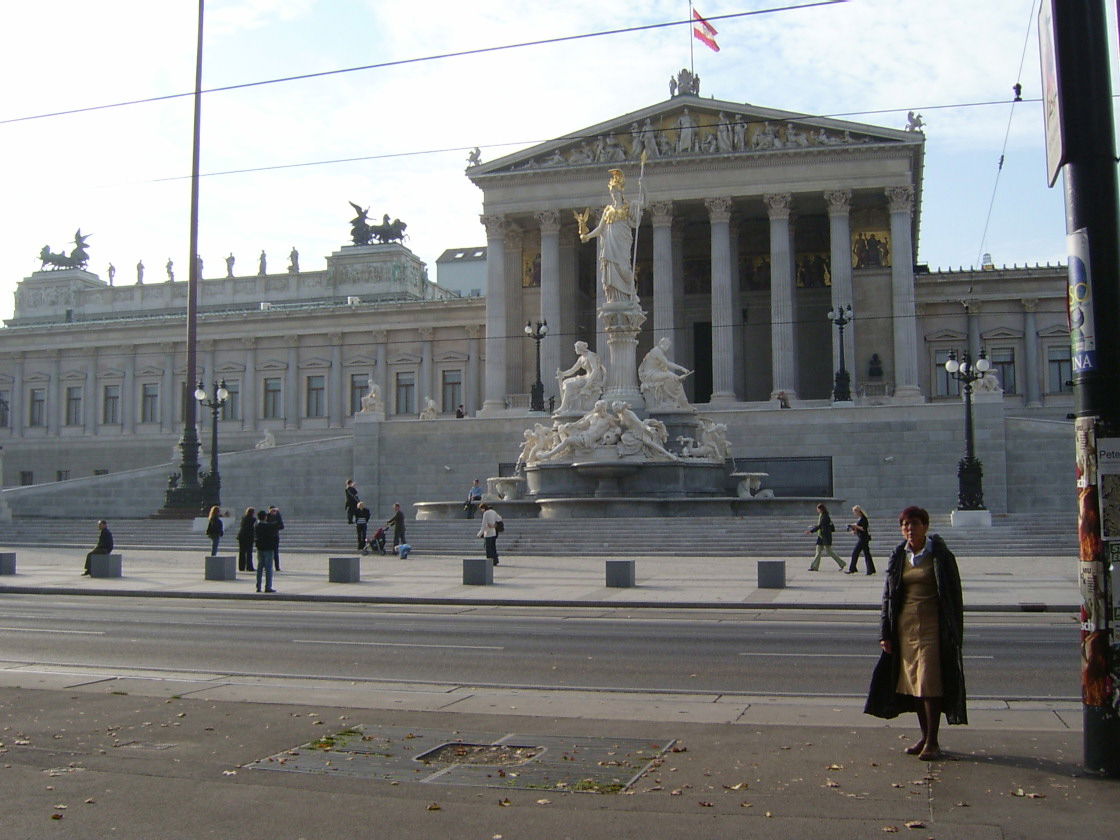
left=989, top=347, right=1016, bottom=394
left=1047, top=345, right=1072, bottom=394
left=19, top=471, right=33, bottom=486
left=102, top=384, right=120, bottom=425
left=306, top=374, right=325, bottom=418
left=933, top=349, right=960, bottom=397
left=0, top=390, right=9, bottom=428
left=441, top=370, right=463, bottom=414
left=262, top=377, right=282, bottom=419
left=65, top=386, right=82, bottom=426
left=350, top=373, right=368, bottom=415
left=28, top=388, right=45, bottom=427
left=395, top=371, right=416, bottom=415
left=93, top=469, right=108, bottom=476
left=221, top=380, right=240, bottom=421
left=56, top=470, right=70, bottom=482
left=141, top=383, right=159, bottom=423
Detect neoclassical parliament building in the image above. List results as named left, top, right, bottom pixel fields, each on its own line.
left=0, top=79, right=1073, bottom=518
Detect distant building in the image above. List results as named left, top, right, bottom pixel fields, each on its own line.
left=435, top=247, right=487, bottom=298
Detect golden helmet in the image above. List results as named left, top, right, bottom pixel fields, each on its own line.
left=607, top=169, right=625, bottom=191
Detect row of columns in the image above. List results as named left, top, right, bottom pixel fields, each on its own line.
left=480, top=186, right=921, bottom=408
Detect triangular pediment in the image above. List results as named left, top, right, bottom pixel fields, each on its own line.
left=470, top=95, right=922, bottom=180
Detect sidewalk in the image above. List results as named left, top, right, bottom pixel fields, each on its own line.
left=0, top=544, right=1081, bottom=611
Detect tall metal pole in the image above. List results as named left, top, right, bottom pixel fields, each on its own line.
left=1041, top=0, right=1120, bottom=776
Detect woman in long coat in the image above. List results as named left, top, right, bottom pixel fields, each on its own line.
left=864, top=506, right=966, bottom=760
left=236, top=507, right=256, bottom=572
left=806, top=503, right=845, bottom=571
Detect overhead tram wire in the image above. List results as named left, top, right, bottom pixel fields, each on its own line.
left=973, top=0, right=1041, bottom=282
left=0, top=1, right=848, bottom=127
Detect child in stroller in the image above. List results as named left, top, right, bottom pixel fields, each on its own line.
left=367, top=526, right=387, bottom=555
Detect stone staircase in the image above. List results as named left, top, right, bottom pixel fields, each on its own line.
left=0, top=512, right=1078, bottom=558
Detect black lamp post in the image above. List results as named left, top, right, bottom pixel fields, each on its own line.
left=195, top=379, right=228, bottom=509
left=828, top=304, right=853, bottom=403
left=525, top=320, right=548, bottom=412
left=943, top=349, right=990, bottom=510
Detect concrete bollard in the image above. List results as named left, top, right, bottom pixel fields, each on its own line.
left=605, top=559, right=636, bottom=588
left=328, top=556, right=361, bottom=583
left=89, top=553, right=123, bottom=578
left=0, top=552, right=15, bottom=575
left=757, top=559, right=786, bottom=589
left=204, top=555, right=237, bottom=581
left=462, top=557, right=493, bottom=586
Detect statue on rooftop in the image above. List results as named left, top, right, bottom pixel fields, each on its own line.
left=39, top=229, right=91, bottom=270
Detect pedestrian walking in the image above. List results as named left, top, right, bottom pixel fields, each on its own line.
left=477, top=502, right=503, bottom=566
left=846, top=504, right=875, bottom=574
left=806, top=503, right=845, bottom=571
left=354, top=501, right=372, bottom=552
left=386, top=502, right=405, bottom=549
left=268, top=505, right=284, bottom=571
left=82, top=519, right=113, bottom=575
left=254, top=509, right=280, bottom=593
left=864, top=506, right=967, bottom=761
left=205, top=505, right=224, bottom=556
left=236, top=507, right=256, bottom=571
left=344, top=479, right=360, bottom=524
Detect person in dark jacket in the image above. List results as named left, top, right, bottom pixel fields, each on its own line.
left=236, top=507, right=256, bottom=572
left=354, top=501, right=372, bottom=552
left=82, top=520, right=113, bottom=575
left=268, top=505, right=284, bottom=571
left=254, top=509, right=280, bottom=593
left=806, top=503, right=845, bottom=571
left=846, top=504, right=875, bottom=574
left=386, top=502, right=405, bottom=549
left=205, top=505, right=224, bottom=556
left=864, top=506, right=966, bottom=761
left=344, top=479, right=360, bottom=524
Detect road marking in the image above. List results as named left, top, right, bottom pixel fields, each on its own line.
left=738, top=652, right=993, bottom=660
left=293, top=639, right=504, bottom=651
left=0, top=627, right=104, bottom=635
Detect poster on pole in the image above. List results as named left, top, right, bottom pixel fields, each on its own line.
left=1097, top=438, right=1120, bottom=540
left=1067, top=229, right=1094, bottom=376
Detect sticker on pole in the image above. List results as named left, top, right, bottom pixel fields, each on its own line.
left=1067, top=229, right=1094, bottom=375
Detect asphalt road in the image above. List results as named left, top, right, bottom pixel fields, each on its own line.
left=0, top=595, right=1080, bottom=700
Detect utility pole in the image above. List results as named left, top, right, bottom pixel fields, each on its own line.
left=1039, top=0, right=1120, bottom=776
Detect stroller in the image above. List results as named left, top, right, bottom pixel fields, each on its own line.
left=366, top=527, right=387, bottom=555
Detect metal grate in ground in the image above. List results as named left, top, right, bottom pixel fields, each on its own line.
left=246, top=725, right=674, bottom=793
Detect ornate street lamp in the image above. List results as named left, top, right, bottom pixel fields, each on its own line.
left=944, top=349, right=990, bottom=513
left=828, top=304, right=853, bottom=403
left=525, top=320, right=548, bottom=412
left=195, top=379, right=228, bottom=509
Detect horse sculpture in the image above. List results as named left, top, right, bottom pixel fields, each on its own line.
left=371, top=214, right=407, bottom=244
left=39, top=229, right=91, bottom=270
left=347, top=204, right=407, bottom=246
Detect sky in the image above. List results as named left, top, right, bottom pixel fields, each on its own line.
left=2, top=0, right=1111, bottom=322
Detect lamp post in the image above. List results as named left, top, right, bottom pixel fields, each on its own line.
left=195, top=379, right=228, bottom=509
left=524, top=320, right=548, bottom=412
left=828, top=304, right=853, bottom=403
left=944, top=349, right=990, bottom=517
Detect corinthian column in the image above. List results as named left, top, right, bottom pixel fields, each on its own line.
left=706, top=197, right=736, bottom=402
left=887, top=186, right=922, bottom=401
left=825, top=189, right=856, bottom=398
left=480, top=214, right=508, bottom=414
left=766, top=193, right=797, bottom=400
left=649, top=201, right=675, bottom=343
left=537, top=210, right=563, bottom=388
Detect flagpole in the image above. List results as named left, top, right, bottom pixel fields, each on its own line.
left=689, top=1, right=695, bottom=75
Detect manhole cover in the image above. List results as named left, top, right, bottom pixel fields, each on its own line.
left=417, top=742, right=543, bottom=766
left=246, top=725, right=673, bottom=793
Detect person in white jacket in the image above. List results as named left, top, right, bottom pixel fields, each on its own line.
left=477, top=503, right=503, bottom=566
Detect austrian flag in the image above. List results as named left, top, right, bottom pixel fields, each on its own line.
left=693, top=9, right=720, bottom=52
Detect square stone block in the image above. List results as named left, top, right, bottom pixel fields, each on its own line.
left=605, top=559, right=636, bottom=588
left=462, top=557, right=493, bottom=586
left=204, top=555, right=237, bottom=581
left=0, top=552, right=15, bottom=575
left=757, top=559, right=786, bottom=589
left=89, top=554, right=122, bottom=579
left=329, top=556, right=361, bottom=583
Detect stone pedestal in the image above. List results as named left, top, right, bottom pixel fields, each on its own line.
left=0, top=552, right=15, bottom=575
left=605, top=559, right=636, bottom=588
left=757, top=559, right=786, bottom=589
left=89, top=554, right=123, bottom=578
left=329, top=556, right=361, bottom=583
left=204, top=555, right=237, bottom=581
left=600, top=302, right=646, bottom=413
left=463, top=557, right=494, bottom=585
left=950, top=509, right=992, bottom=527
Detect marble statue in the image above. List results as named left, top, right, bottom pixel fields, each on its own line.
left=638, top=337, right=693, bottom=410
left=195, top=254, right=203, bottom=278
left=359, top=381, right=384, bottom=414
left=716, top=112, right=733, bottom=153
left=905, top=111, right=926, bottom=132
left=467, top=147, right=482, bottom=167
left=538, top=400, right=618, bottom=461
left=974, top=370, right=1003, bottom=393
left=614, top=401, right=677, bottom=461
left=577, top=169, right=642, bottom=305
left=165, top=259, right=174, bottom=282
left=515, top=423, right=557, bottom=472
left=675, top=108, right=697, bottom=153
left=225, top=253, right=235, bottom=277
left=258, top=250, right=267, bottom=276
left=555, top=340, right=606, bottom=414
left=254, top=428, right=276, bottom=449
left=419, top=396, right=438, bottom=420
left=136, top=260, right=144, bottom=284
left=288, top=247, right=299, bottom=274
left=107, top=263, right=115, bottom=286
left=677, top=418, right=731, bottom=460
